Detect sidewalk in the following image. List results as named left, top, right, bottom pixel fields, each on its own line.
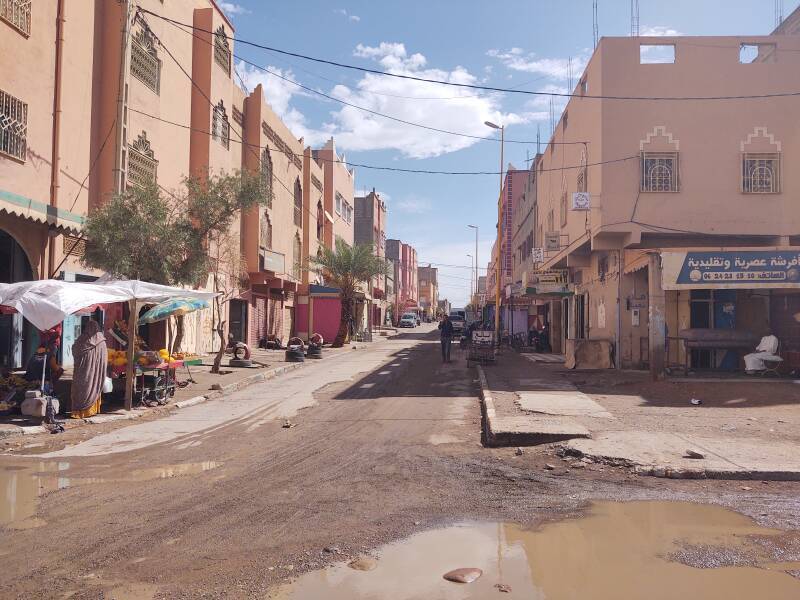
left=477, top=350, right=800, bottom=480
left=0, top=336, right=391, bottom=440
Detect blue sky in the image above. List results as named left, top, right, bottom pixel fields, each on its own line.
left=219, top=0, right=797, bottom=305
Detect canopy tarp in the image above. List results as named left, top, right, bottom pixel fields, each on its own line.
left=0, top=280, right=217, bottom=331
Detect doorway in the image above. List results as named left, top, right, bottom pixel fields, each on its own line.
left=229, top=300, right=248, bottom=344
left=0, top=230, right=35, bottom=369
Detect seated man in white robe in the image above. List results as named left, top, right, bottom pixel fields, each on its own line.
left=744, top=331, right=782, bottom=374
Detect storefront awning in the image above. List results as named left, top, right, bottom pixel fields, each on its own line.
left=0, top=189, right=85, bottom=235
left=623, top=250, right=651, bottom=275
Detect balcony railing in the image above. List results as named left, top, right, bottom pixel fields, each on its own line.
left=0, top=0, right=31, bottom=36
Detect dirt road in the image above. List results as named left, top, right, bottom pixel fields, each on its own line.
left=1, top=327, right=799, bottom=598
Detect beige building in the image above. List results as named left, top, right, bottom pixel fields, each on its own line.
left=0, top=0, right=349, bottom=363
left=526, top=21, right=800, bottom=374
left=417, top=265, right=439, bottom=321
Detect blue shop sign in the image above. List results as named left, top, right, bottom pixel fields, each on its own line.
left=676, top=251, right=800, bottom=285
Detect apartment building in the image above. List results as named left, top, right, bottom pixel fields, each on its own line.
left=354, top=189, right=388, bottom=326
left=386, top=239, right=418, bottom=323
left=314, top=138, right=355, bottom=250
left=528, top=22, right=800, bottom=373
left=417, top=265, right=439, bottom=321
left=0, top=0, right=331, bottom=362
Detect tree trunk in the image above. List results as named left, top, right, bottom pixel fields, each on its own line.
left=212, top=320, right=226, bottom=373
left=333, top=295, right=352, bottom=347
left=172, top=314, right=185, bottom=355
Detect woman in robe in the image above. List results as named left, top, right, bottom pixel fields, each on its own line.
left=70, top=320, right=107, bottom=418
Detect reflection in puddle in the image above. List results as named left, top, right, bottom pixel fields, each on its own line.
left=1, top=461, right=221, bottom=527
left=274, top=502, right=800, bottom=599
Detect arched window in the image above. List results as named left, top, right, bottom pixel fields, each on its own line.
left=261, top=148, right=273, bottom=208
left=213, top=25, right=231, bottom=76
left=128, top=131, right=158, bottom=189
left=293, top=178, right=303, bottom=227
left=292, top=234, right=302, bottom=279
left=641, top=152, right=679, bottom=192
left=260, top=212, right=272, bottom=250
left=742, top=154, right=780, bottom=193
left=576, top=148, right=587, bottom=192
left=131, top=28, right=161, bottom=94
left=316, top=201, right=324, bottom=241
left=212, top=101, right=230, bottom=150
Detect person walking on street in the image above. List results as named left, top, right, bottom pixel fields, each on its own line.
left=438, top=314, right=454, bottom=363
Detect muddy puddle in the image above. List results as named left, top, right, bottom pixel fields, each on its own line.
left=273, top=501, right=800, bottom=599
left=1, top=460, right=221, bottom=528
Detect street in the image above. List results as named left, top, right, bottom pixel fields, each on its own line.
left=1, top=325, right=799, bottom=598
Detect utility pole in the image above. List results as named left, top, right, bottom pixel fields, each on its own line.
left=468, top=225, right=479, bottom=307
left=593, top=0, right=599, bottom=49
left=484, top=121, right=504, bottom=344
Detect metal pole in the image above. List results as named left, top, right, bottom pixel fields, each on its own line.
left=124, top=299, right=137, bottom=411
left=495, top=126, right=504, bottom=345
left=474, top=226, right=479, bottom=306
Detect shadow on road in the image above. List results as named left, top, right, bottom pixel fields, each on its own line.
left=333, top=333, right=474, bottom=400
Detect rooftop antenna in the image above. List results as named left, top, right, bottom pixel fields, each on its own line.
left=536, top=125, right=541, bottom=154
left=593, top=0, right=599, bottom=48
left=549, top=97, right=556, bottom=139
left=775, top=0, right=784, bottom=27
left=631, top=0, right=639, bottom=37
left=568, top=57, right=574, bottom=92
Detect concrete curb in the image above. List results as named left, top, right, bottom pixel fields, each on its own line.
left=475, top=364, right=591, bottom=447
left=475, top=365, right=497, bottom=445
left=1, top=355, right=314, bottom=439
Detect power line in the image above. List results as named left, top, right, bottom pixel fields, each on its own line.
left=160, top=15, right=587, bottom=147
left=138, top=8, right=800, bottom=102
left=128, top=107, right=638, bottom=175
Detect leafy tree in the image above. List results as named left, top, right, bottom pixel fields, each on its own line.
left=83, top=171, right=266, bottom=365
left=310, top=243, right=389, bottom=347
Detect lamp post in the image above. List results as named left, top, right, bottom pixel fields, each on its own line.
left=485, top=121, right=504, bottom=345
left=467, top=225, right=478, bottom=307
left=466, top=254, right=474, bottom=308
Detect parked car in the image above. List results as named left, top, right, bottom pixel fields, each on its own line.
left=399, top=313, right=417, bottom=328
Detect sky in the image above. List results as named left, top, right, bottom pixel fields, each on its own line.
left=216, top=0, right=797, bottom=306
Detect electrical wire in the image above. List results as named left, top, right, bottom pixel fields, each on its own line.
left=138, top=8, right=800, bottom=102
left=159, top=13, right=588, bottom=146
left=129, top=105, right=637, bottom=175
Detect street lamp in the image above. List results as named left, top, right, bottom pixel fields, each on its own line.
left=467, top=225, right=478, bottom=307
left=485, top=121, right=504, bottom=345
left=466, top=254, right=473, bottom=307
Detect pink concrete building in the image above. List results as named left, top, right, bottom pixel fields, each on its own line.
left=355, top=189, right=388, bottom=326
left=386, top=239, right=418, bottom=322
left=526, top=18, right=800, bottom=373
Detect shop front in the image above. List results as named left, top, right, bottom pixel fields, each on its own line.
left=659, top=250, right=800, bottom=374
left=524, top=269, right=571, bottom=354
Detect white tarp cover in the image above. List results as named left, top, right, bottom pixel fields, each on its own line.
left=0, top=280, right=218, bottom=330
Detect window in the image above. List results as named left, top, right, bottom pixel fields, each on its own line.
left=62, top=235, right=86, bottom=259
left=294, top=178, right=303, bottom=227
left=742, top=153, right=780, bottom=194
left=560, top=192, right=568, bottom=227
left=232, top=105, right=243, bottom=127
left=0, top=0, right=31, bottom=36
left=641, top=152, right=679, bottom=192
left=562, top=111, right=568, bottom=131
left=740, top=43, right=776, bottom=64
left=127, top=131, right=158, bottom=189
left=211, top=101, right=230, bottom=150
left=316, top=201, right=324, bottom=240
left=130, top=29, right=161, bottom=94
left=292, top=234, right=302, bottom=279
left=213, top=26, right=231, bottom=76
left=597, top=255, right=608, bottom=282
left=579, top=77, right=588, bottom=96
left=260, top=212, right=272, bottom=250
left=0, top=89, right=27, bottom=162
left=261, top=148, right=273, bottom=208
left=547, top=210, right=554, bottom=232
left=335, top=192, right=343, bottom=215
left=640, top=44, right=675, bottom=64
left=576, top=167, right=587, bottom=193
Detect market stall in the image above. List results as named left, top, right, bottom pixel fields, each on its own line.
left=0, top=280, right=216, bottom=411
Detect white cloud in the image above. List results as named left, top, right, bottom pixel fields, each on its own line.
left=393, top=194, right=431, bottom=214
left=324, top=42, right=526, bottom=158
left=240, top=42, right=529, bottom=159
left=236, top=61, right=328, bottom=146
left=640, top=25, right=681, bottom=37
left=487, top=48, right=589, bottom=81
left=334, top=8, right=361, bottom=22
left=218, top=2, right=249, bottom=16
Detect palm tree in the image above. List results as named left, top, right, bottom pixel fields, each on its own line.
left=310, top=243, right=388, bottom=347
